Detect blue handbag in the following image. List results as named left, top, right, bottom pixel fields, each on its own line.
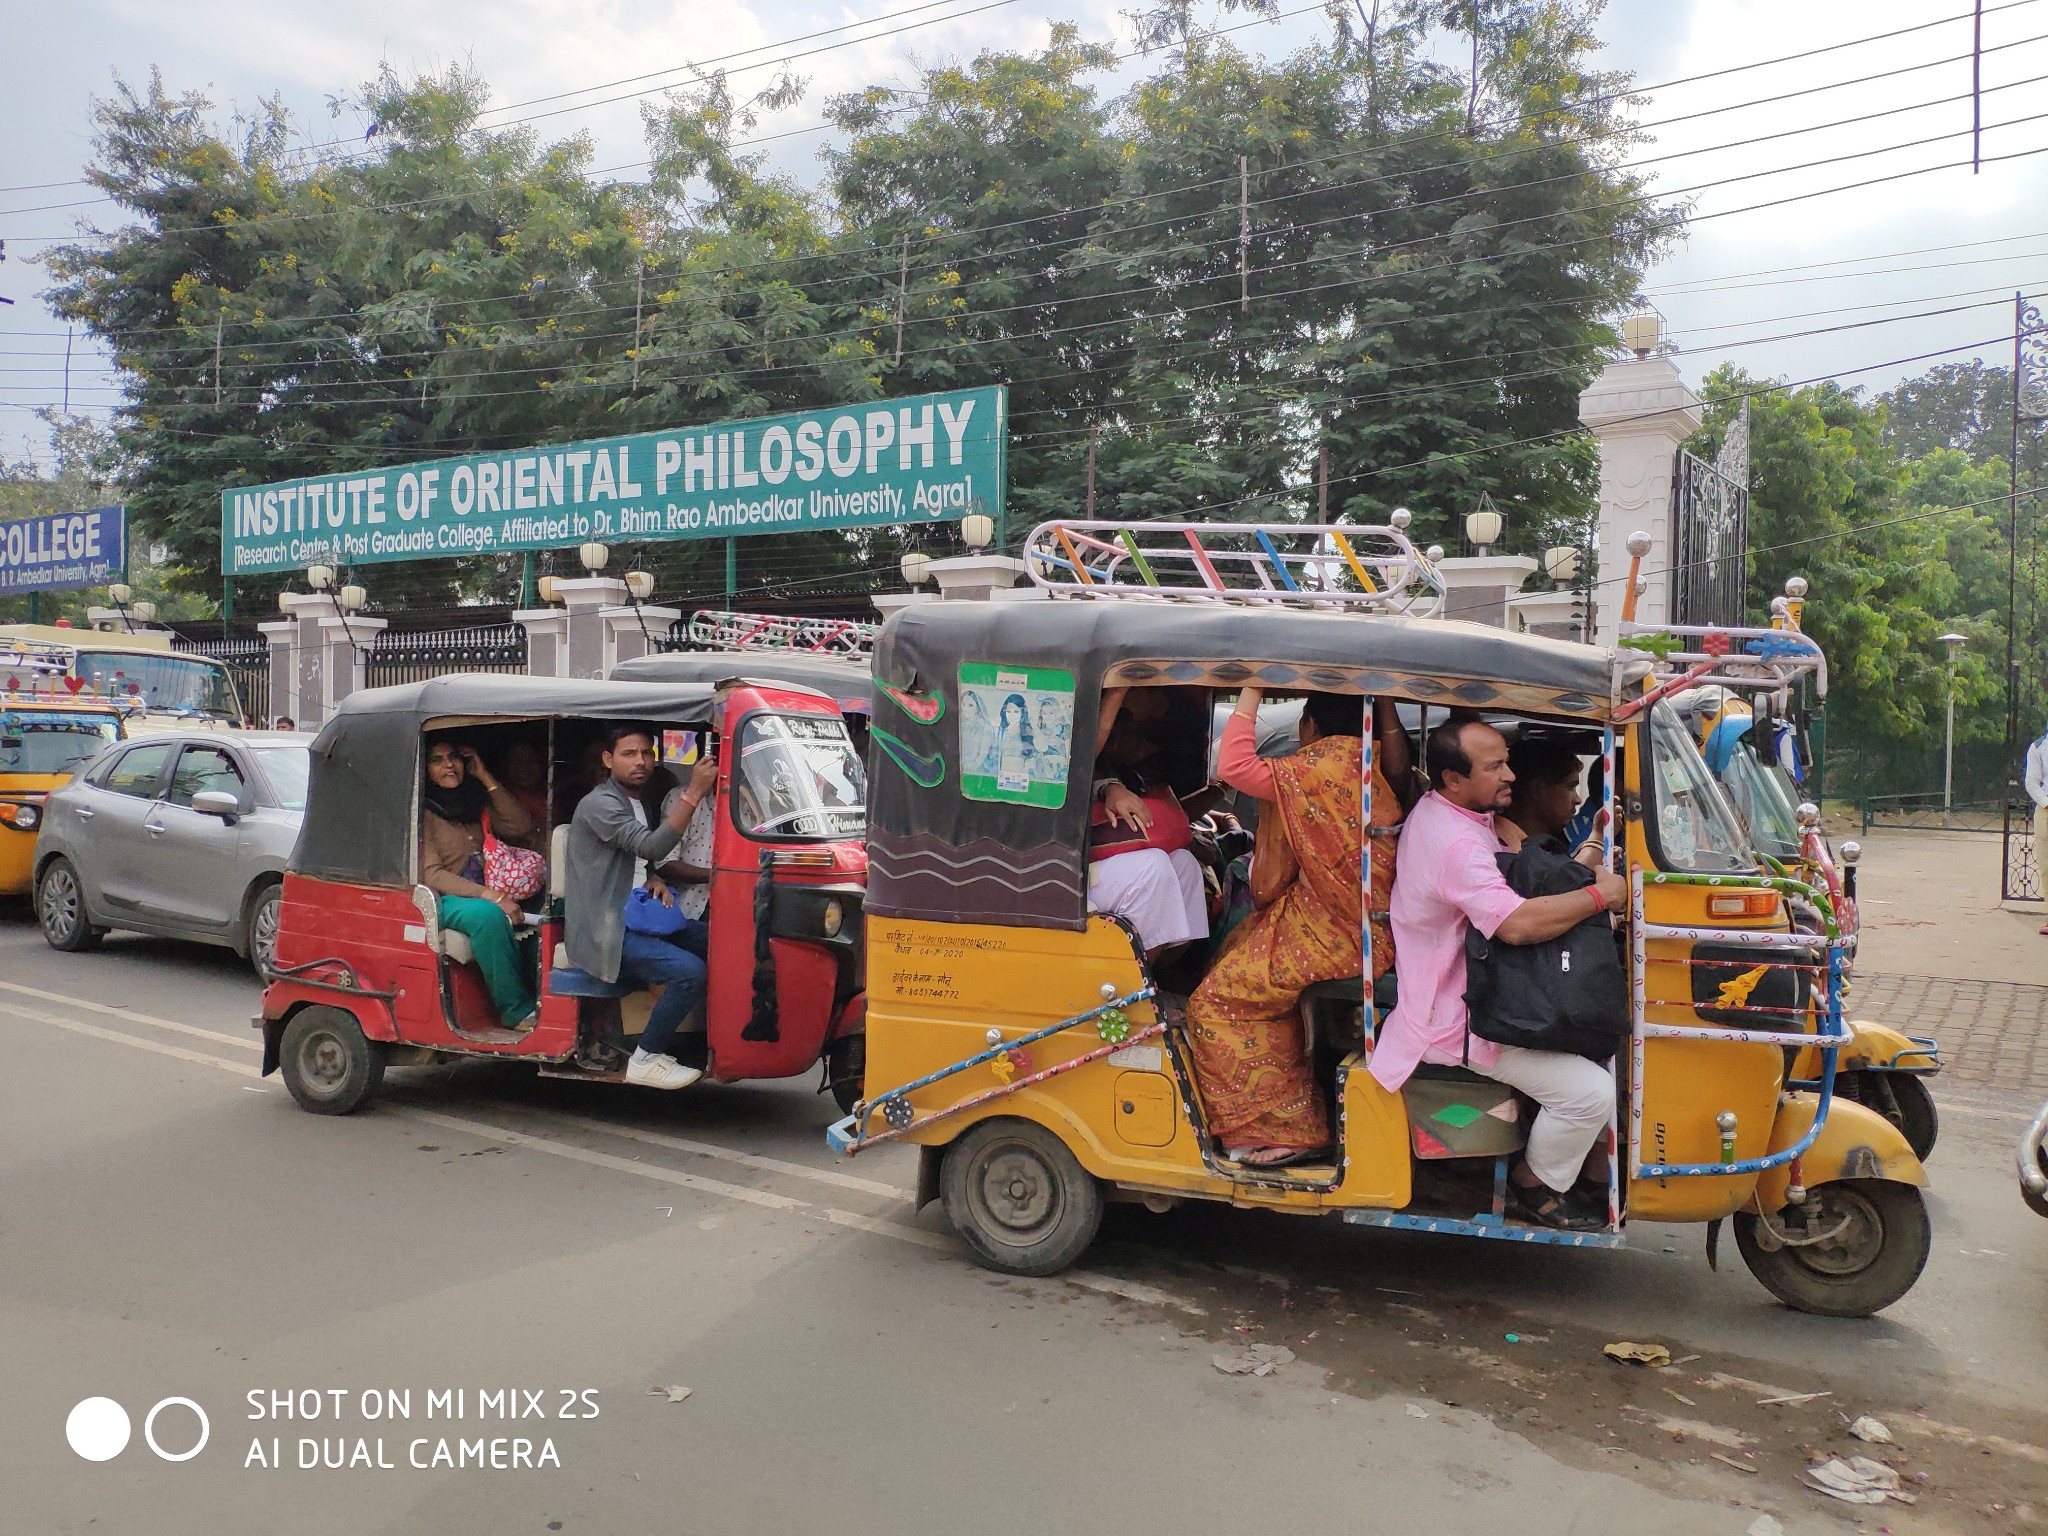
left=623, top=885, right=692, bottom=937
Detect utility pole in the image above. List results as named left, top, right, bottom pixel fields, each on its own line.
left=1085, top=422, right=1098, bottom=517
left=214, top=313, right=224, bottom=407
left=63, top=326, right=73, bottom=415
left=631, top=260, right=644, bottom=389
left=894, top=233, right=909, bottom=364
left=1238, top=155, right=1250, bottom=313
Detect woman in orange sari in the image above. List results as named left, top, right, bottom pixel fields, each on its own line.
left=1185, top=688, right=1410, bottom=1166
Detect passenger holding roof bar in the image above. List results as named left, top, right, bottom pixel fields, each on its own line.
left=1182, top=687, right=1410, bottom=1168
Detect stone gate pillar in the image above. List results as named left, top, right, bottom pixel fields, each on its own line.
left=1579, top=355, right=1702, bottom=646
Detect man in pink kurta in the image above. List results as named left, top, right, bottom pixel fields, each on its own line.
left=1371, top=719, right=1626, bottom=1228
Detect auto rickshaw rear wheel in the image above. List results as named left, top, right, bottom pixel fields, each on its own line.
left=279, top=1006, right=387, bottom=1116
left=942, top=1117, right=1102, bottom=1276
left=36, top=857, right=101, bottom=952
left=1732, top=1178, right=1930, bottom=1318
left=825, top=1034, right=864, bottom=1117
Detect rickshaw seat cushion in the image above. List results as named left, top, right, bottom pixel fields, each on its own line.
left=548, top=964, right=636, bottom=1000
left=439, top=929, right=476, bottom=966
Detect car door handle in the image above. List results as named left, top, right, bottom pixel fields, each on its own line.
left=146, top=821, right=168, bottom=836
left=74, top=807, right=94, bottom=820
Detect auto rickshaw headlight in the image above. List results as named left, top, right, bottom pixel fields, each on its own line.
left=6, top=802, right=38, bottom=830
left=821, top=899, right=844, bottom=938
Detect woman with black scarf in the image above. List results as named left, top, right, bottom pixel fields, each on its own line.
left=420, top=734, right=539, bottom=1028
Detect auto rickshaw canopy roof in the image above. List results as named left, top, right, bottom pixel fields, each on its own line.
left=609, top=650, right=872, bottom=712
left=294, top=674, right=722, bottom=888
left=865, top=600, right=1647, bottom=931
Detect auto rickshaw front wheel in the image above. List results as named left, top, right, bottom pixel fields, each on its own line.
left=942, top=1117, right=1103, bottom=1277
left=279, top=1006, right=387, bottom=1116
left=1732, top=1179, right=1931, bottom=1318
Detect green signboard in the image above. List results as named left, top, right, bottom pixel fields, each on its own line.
left=220, top=386, right=1004, bottom=576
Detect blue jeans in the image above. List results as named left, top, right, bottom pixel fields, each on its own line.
left=618, top=920, right=709, bottom=1058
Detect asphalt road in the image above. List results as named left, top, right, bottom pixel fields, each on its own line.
left=4, top=908, right=2046, bottom=1536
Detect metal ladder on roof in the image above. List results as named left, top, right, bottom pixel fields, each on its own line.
left=687, top=609, right=877, bottom=657
left=1021, top=519, right=1447, bottom=619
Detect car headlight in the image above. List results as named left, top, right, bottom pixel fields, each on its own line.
left=6, top=802, right=38, bottom=830
left=821, top=898, right=843, bottom=938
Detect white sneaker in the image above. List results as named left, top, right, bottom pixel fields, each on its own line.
left=626, top=1048, right=702, bottom=1090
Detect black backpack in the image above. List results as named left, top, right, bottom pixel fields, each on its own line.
left=1463, top=839, right=1628, bottom=1062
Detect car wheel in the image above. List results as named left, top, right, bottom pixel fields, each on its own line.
left=941, top=1117, right=1103, bottom=1277
left=245, top=882, right=283, bottom=981
left=37, top=858, right=102, bottom=953
left=278, top=1006, right=386, bottom=1116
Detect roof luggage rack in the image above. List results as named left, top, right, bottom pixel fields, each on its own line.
left=688, top=609, right=877, bottom=657
left=1022, top=518, right=1446, bottom=619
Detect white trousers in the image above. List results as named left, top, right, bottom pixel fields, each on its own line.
left=1473, top=1044, right=1613, bottom=1193
left=1088, top=847, right=1208, bottom=952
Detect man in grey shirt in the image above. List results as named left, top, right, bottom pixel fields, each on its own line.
left=566, top=724, right=719, bottom=1089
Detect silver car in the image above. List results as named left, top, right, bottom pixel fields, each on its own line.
left=33, top=730, right=310, bottom=977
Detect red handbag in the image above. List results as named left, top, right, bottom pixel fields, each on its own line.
left=482, top=814, right=546, bottom=900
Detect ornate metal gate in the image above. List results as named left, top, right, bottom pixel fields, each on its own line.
left=364, top=623, right=528, bottom=688
left=1670, top=447, right=1749, bottom=630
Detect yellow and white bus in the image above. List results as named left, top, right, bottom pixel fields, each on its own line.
left=0, top=626, right=246, bottom=730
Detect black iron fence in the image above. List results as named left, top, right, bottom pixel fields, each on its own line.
left=172, top=633, right=271, bottom=726
left=364, top=623, right=528, bottom=689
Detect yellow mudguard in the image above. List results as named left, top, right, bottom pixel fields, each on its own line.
left=1754, top=1093, right=1927, bottom=1213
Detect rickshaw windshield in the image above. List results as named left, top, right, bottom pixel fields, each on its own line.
left=1720, top=741, right=1801, bottom=862
left=1646, top=701, right=1753, bottom=874
left=733, top=712, right=866, bottom=840
left=0, top=712, right=121, bottom=774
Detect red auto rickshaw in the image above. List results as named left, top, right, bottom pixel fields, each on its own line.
left=257, top=673, right=868, bottom=1115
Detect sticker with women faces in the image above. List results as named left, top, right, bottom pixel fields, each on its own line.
left=957, top=663, right=1074, bottom=808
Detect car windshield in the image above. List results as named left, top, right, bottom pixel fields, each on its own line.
left=73, top=650, right=239, bottom=719
left=1719, top=742, right=1802, bottom=862
left=733, top=712, right=866, bottom=839
left=0, top=713, right=121, bottom=775
left=1647, top=701, right=1754, bottom=874
left=254, top=746, right=310, bottom=810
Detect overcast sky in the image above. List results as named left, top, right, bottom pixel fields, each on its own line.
left=2, top=0, right=2043, bottom=462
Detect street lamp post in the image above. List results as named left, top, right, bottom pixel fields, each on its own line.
left=1940, top=632, right=1968, bottom=821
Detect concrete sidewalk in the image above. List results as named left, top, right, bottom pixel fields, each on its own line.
left=1848, top=828, right=2046, bottom=1095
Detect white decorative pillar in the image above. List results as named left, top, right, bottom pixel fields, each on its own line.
left=516, top=607, right=568, bottom=677
left=552, top=576, right=629, bottom=679
left=927, top=553, right=1025, bottom=601
left=1431, top=554, right=1538, bottom=629
left=259, top=617, right=297, bottom=726
left=319, top=613, right=386, bottom=716
left=602, top=605, right=681, bottom=672
left=1579, top=355, right=1702, bottom=646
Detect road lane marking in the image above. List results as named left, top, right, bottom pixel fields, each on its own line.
left=0, top=980, right=259, bottom=1050
left=488, top=1101, right=915, bottom=1203
left=392, top=1108, right=811, bottom=1212
left=1065, top=1271, right=1208, bottom=1314
left=820, top=1207, right=953, bottom=1250
left=0, top=1003, right=259, bottom=1078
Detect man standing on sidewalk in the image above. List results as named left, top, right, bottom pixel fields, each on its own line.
left=566, top=724, right=720, bottom=1088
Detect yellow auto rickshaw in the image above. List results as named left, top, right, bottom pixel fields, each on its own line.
left=826, top=519, right=1931, bottom=1318
left=0, top=639, right=132, bottom=898
left=1626, top=559, right=1940, bottom=1158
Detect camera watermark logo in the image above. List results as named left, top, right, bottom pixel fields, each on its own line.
left=67, top=1397, right=209, bottom=1463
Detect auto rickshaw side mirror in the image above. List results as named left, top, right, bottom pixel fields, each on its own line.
left=191, top=789, right=241, bottom=824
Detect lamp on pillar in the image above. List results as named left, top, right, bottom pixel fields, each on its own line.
left=305, top=564, right=335, bottom=593
left=622, top=568, right=657, bottom=648
left=106, top=581, right=135, bottom=633
left=960, top=512, right=994, bottom=552
left=131, top=600, right=156, bottom=624
left=1622, top=310, right=1664, bottom=358
left=535, top=575, right=562, bottom=604
left=900, top=550, right=933, bottom=588
left=1542, top=546, right=1581, bottom=585
left=1465, top=494, right=1504, bottom=557
left=578, top=541, right=610, bottom=574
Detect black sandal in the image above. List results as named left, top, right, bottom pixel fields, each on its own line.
left=1509, top=1175, right=1604, bottom=1232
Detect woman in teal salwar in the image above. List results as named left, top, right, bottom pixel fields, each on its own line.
left=419, top=736, right=538, bottom=1027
